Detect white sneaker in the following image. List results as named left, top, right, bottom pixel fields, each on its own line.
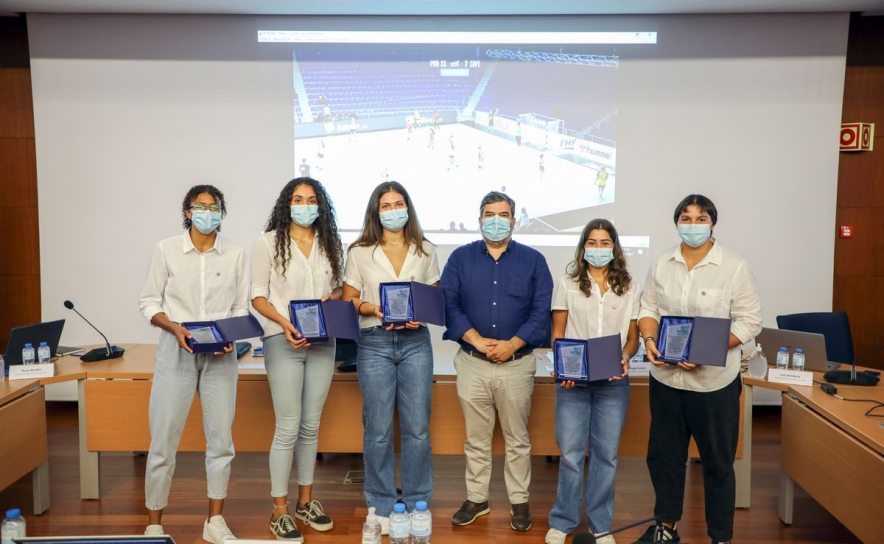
left=203, top=515, right=237, bottom=543
left=377, top=515, right=390, bottom=536
left=144, top=525, right=164, bottom=536
left=595, top=534, right=616, bottom=544
left=545, top=528, right=567, bottom=544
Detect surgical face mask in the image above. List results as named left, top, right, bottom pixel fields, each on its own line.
left=481, top=215, right=512, bottom=242
left=290, top=204, right=319, bottom=227
left=191, top=210, right=222, bottom=234
left=380, top=208, right=409, bottom=232
left=678, top=223, right=712, bottom=248
left=583, top=247, right=615, bottom=268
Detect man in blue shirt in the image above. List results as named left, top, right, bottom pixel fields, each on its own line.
left=441, top=191, right=553, bottom=533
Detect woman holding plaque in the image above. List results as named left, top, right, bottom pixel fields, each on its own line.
left=139, top=185, right=247, bottom=542
left=545, top=219, right=640, bottom=544
left=342, top=181, right=440, bottom=532
left=633, top=195, right=762, bottom=544
left=251, top=177, right=344, bottom=540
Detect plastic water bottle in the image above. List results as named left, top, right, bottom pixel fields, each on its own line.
left=1, top=509, right=27, bottom=544
left=792, top=348, right=806, bottom=372
left=0, top=353, right=5, bottom=378
left=362, top=506, right=381, bottom=544
left=37, top=342, right=51, bottom=364
left=747, top=344, right=768, bottom=379
left=775, top=347, right=789, bottom=370
left=389, top=503, right=411, bottom=544
left=410, top=501, right=431, bottom=544
left=22, top=343, right=36, bottom=365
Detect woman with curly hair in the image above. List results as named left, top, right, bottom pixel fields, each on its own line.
left=545, top=219, right=640, bottom=544
left=250, top=177, right=344, bottom=541
left=342, top=181, right=440, bottom=533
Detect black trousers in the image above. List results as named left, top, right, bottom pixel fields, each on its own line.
left=647, top=374, right=742, bottom=542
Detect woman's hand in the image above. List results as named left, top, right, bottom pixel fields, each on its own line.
left=610, top=356, right=630, bottom=381
left=646, top=339, right=669, bottom=367
left=282, top=320, right=309, bottom=349
left=677, top=361, right=697, bottom=371
left=558, top=379, right=577, bottom=389
left=214, top=342, right=234, bottom=356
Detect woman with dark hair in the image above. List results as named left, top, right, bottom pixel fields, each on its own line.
left=342, top=181, right=440, bottom=532
left=545, top=219, right=640, bottom=544
left=250, top=177, right=344, bottom=541
left=139, top=184, right=247, bottom=542
left=633, top=194, right=762, bottom=544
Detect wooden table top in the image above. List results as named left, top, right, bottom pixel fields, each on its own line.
left=0, top=378, right=42, bottom=406
left=788, top=382, right=884, bottom=456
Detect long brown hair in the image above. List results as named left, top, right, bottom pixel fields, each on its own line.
left=350, top=181, right=429, bottom=256
left=264, top=177, right=344, bottom=284
left=567, top=219, right=632, bottom=297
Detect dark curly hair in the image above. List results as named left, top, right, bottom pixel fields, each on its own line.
left=181, top=184, right=227, bottom=231
left=264, top=177, right=344, bottom=284
left=567, top=218, right=632, bottom=297
left=350, top=181, right=430, bottom=257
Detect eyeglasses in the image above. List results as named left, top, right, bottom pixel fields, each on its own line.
left=191, top=204, right=221, bottom=213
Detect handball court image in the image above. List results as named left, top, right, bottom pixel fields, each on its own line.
left=0, top=402, right=860, bottom=544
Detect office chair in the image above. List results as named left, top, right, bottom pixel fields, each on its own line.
left=776, top=311, right=854, bottom=365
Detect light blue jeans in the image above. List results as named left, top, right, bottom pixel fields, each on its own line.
left=145, top=330, right=237, bottom=510
left=264, top=333, right=336, bottom=496
left=548, top=378, right=629, bottom=535
left=357, top=326, right=434, bottom=516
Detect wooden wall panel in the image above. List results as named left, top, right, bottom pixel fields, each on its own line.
left=836, top=135, right=884, bottom=209
left=833, top=208, right=884, bottom=278
left=0, top=138, right=38, bottom=208
left=0, top=208, right=40, bottom=276
left=0, top=69, right=35, bottom=138
left=0, top=274, right=41, bottom=351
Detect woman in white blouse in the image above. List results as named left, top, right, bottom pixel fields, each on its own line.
left=545, top=219, right=640, bottom=544
left=634, top=194, right=762, bottom=544
left=342, top=181, right=440, bottom=531
left=251, top=177, right=344, bottom=541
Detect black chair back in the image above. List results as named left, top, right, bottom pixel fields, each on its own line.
left=776, top=311, right=854, bottom=365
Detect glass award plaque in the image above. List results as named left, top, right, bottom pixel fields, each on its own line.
left=291, top=301, right=328, bottom=339
left=554, top=340, right=589, bottom=382
left=380, top=283, right=414, bottom=323
left=657, top=316, right=695, bottom=364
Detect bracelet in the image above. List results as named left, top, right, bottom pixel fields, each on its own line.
left=644, top=336, right=656, bottom=344
left=622, top=351, right=631, bottom=360
left=357, top=301, right=371, bottom=315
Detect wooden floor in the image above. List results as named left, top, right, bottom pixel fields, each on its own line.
left=0, top=403, right=861, bottom=544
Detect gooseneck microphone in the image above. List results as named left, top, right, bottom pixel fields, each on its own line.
left=824, top=344, right=883, bottom=387
left=572, top=516, right=660, bottom=544
left=63, top=300, right=126, bottom=362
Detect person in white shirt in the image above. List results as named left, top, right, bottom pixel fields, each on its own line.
left=342, top=181, right=440, bottom=533
left=633, top=194, right=762, bottom=544
left=545, top=219, right=640, bottom=544
left=138, top=184, right=248, bottom=543
left=251, top=177, right=344, bottom=541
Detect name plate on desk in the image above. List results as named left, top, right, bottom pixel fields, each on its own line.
left=9, top=362, right=55, bottom=380
left=767, top=368, right=813, bottom=387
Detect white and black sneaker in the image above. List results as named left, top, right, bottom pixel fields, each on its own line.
left=269, top=513, right=304, bottom=542
left=295, top=500, right=334, bottom=532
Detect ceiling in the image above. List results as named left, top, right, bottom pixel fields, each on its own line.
left=1, top=0, right=884, bottom=16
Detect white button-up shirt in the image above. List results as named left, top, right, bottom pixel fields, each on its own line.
left=250, top=231, right=339, bottom=338
left=638, top=242, right=762, bottom=392
left=139, top=232, right=249, bottom=324
left=344, top=241, right=441, bottom=328
left=551, top=273, right=640, bottom=349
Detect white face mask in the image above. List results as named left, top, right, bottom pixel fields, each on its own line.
left=678, top=223, right=712, bottom=247
left=583, top=248, right=614, bottom=268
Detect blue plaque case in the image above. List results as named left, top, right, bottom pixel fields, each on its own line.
left=656, top=315, right=732, bottom=367
left=553, top=333, right=623, bottom=386
left=288, top=299, right=361, bottom=342
left=182, top=314, right=265, bottom=354
left=378, top=281, right=445, bottom=326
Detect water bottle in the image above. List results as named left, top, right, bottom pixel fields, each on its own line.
left=792, top=348, right=806, bottom=372
left=0, top=353, right=5, bottom=378
left=22, top=343, right=36, bottom=365
left=1, top=509, right=27, bottom=544
left=37, top=342, right=51, bottom=364
left=362, top=506, right=381, bottom=544
left=747, top=344, right=768, bottom=379
left=410, top=501, right=431, bottom=544
left=389, top=503, right=411, bottom=544
left=775, top=347, right=789, bottom=370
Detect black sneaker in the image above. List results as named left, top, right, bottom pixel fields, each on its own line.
left=632, top=523, right=680, bottom=543
left=451, top=500, right=490, bottom=526
left=295, top=500, right=334, bottom=532
left=711, top=541, right=732, bottom=544
left=269, top=513, right=303, bottom=542
left=510, top=502, right=532, bottom=532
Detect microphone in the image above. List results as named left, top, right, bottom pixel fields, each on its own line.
left=824, top=344, right=883, bottom=387
left=63, top=300, right=126, bottom=362
left=573, top=516, right=660, bottom=544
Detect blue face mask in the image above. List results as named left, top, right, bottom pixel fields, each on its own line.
left=678, top=223, right=712, bottom=248
left=380, top=208, right=409, bottom=232
left=583, top=248, right=614, bottom=268
left=481, top=215, right=512, bottom=242
left=191, top=210, right=222, bottom=234
left=290, top=204, right=319, bottom=227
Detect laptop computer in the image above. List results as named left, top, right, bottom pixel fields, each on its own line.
left=3, top=319, right=65, bottom=368
left=755, top=327, right=839, bottom=372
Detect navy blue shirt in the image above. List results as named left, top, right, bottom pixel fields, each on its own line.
left=441, top=239, right=553, bottom=351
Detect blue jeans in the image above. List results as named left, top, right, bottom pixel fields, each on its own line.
left=548, top=378, right=629, bottom=535
left=357, top=326, right=434, bottom=516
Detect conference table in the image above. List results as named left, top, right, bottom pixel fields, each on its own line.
left=0, top=377, right=49, bottom=514
left=56, top=343, right=750, bottom=506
